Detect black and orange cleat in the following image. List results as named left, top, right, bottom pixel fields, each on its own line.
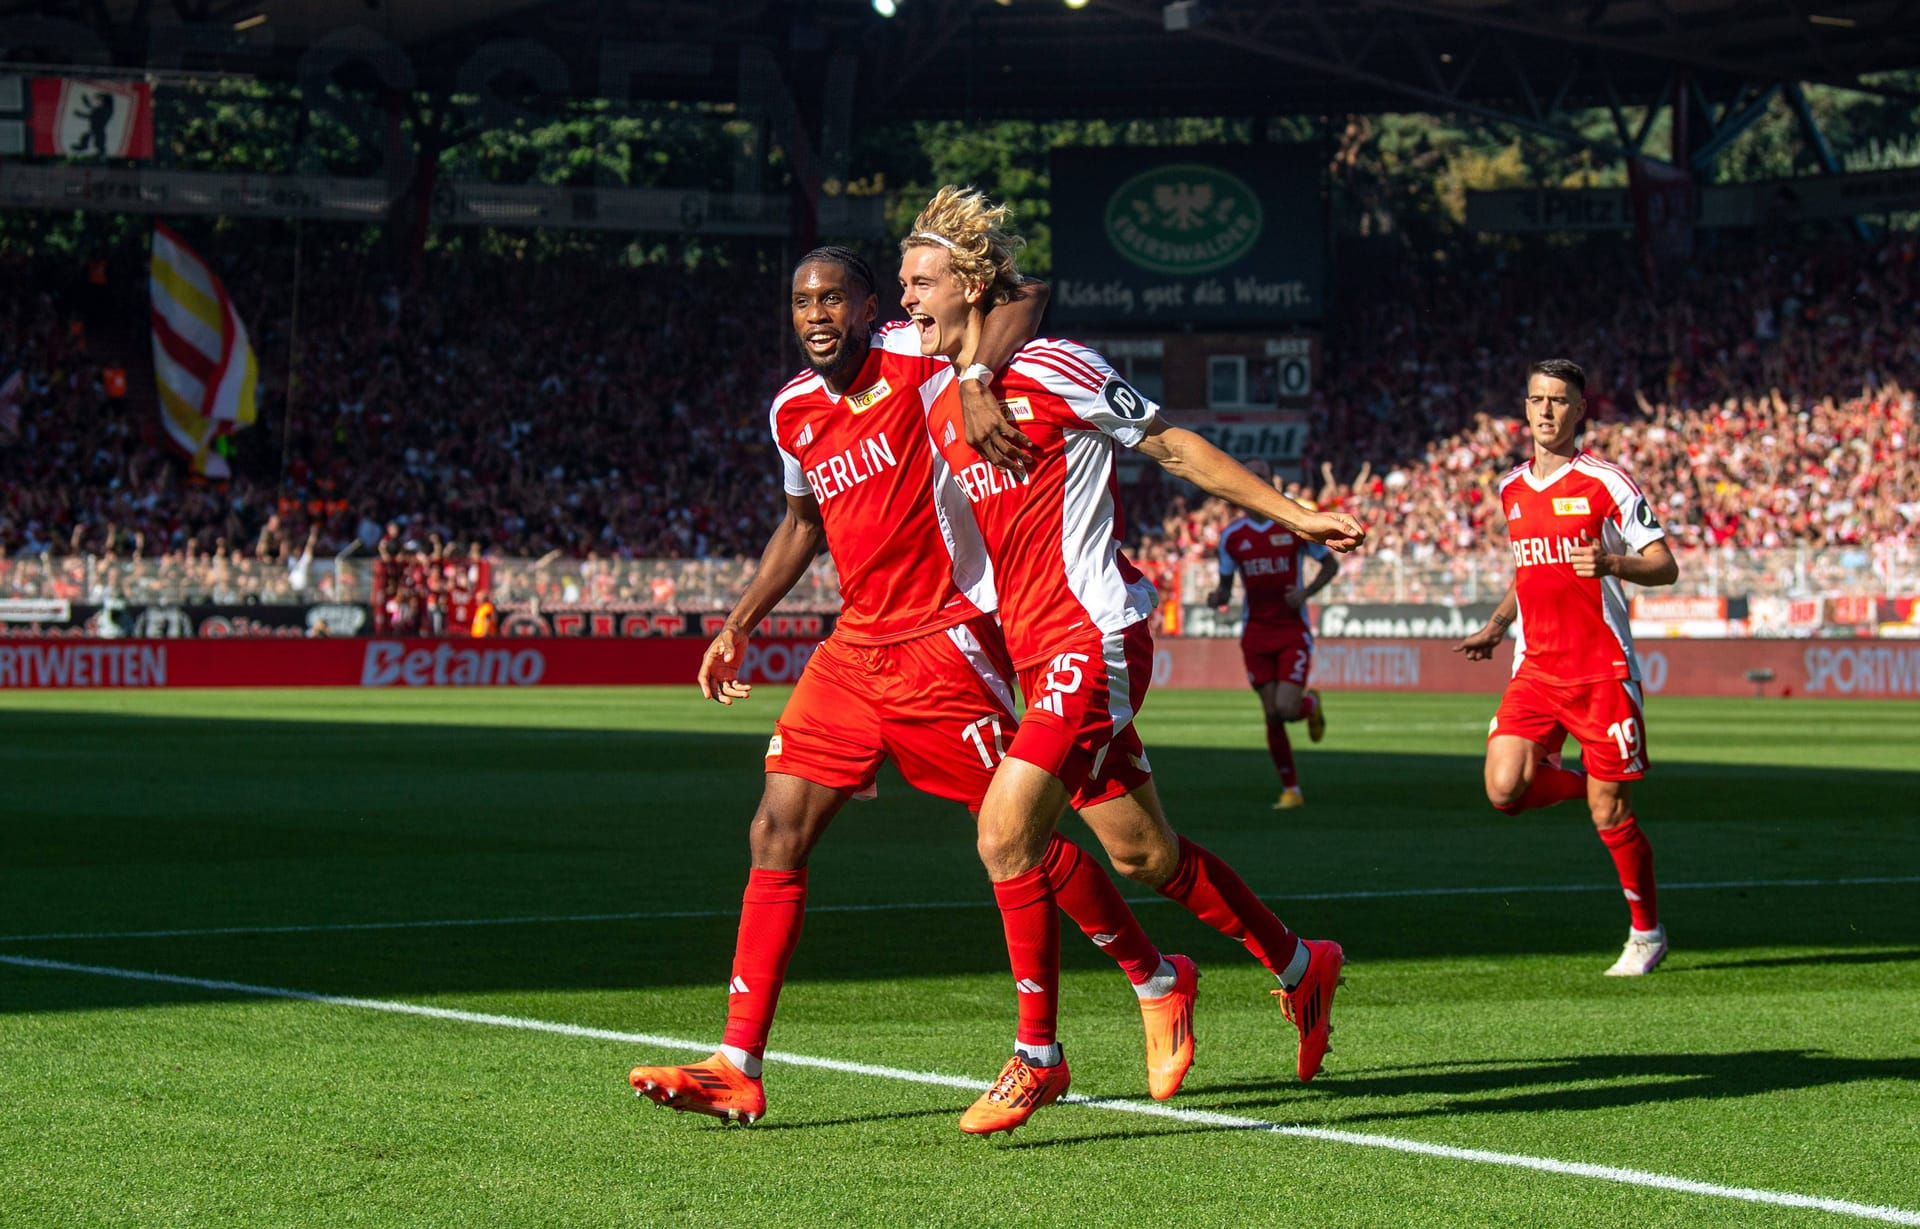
left=628, top=1052, right=766, bottom=1126
left=1272, top=939, right=1344, bottom=1082
left=1139, top=955, right=1198, bottom=1101
left=958, top=1054, right=1071, bottom=1136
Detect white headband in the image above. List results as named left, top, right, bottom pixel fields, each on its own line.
left=910, top=231, right=958, bottom=250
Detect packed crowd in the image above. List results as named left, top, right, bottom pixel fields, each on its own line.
left=1132, top=235, right=1919, bottom=586
left=3, top=231, right=1916, bottom=612
left=1, top=241, right=794, bottom=602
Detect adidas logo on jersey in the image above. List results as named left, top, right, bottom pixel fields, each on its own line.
left=795, top=423, right=814, bottom=447
left=1508, top=504, right=1521, bottom=520
left=941, top=421, right=957, bottom=447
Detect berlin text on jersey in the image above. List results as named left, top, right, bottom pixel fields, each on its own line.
left=805, top=432, right=899, bottom=502
left=1511, top=535, right=1587, bottom=568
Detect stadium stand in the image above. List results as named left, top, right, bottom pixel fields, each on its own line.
left=2, top=234, right=1915, bottom=610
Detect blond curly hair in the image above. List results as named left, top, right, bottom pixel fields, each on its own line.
left=900, top=185, right=1027, bottom=307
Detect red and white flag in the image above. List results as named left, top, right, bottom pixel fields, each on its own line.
left=30, top=79, right=154, bottom=160
left=150, top=224, right=258, bottom=478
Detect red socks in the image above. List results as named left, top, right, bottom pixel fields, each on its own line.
left=994, top=865, right=1061, bottom=1049
left=720, top=867, right=809, bottom=1060
left=1496, top=762, right=1589, bottom=815
left=1265, top=718, right=1298, bottom=789
left=1042, top=834, right=1164, bottom=985
left=1156, top=835, right=1301, bottom=978
left=1598, top=817, right=1659, bottom=930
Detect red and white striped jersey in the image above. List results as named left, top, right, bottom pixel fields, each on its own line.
left=925, top=337, right=1158, bottom=668
left=1498, top=451, right=1667, bottom=684
left=770, top=331, right=994, bottom=646
left=1218, top=516, right=1328, bottom=647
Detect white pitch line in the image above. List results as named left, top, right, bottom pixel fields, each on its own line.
left=2, top=874, right=1916, bottom=945
left=3, top=952, right=1916, bottom=1227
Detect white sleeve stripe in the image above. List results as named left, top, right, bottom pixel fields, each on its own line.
left=1575, top=456, right=1646, bottom=510
left=1025, top=341, right=1109, bottom=388
left=1017, top=353, right=1104, bottom=394
left=770, top=376, right=822, bottom=415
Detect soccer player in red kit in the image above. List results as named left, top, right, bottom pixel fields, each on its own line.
left=902, top=187, right=1367, bottom=1133
left=1207, top=459, right=1340, bottom=810
left=1454, top=359, right=1678, bottom=976
left=626, top=248, right=1197, bottom=1126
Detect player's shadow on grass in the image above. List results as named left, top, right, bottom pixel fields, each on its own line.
left=750, top=1106, right=959, bottom=1131
left=993, top=1123, right=1240, bottom=1151
left=5, top=706, right=1920, bottom=1014
left=1199, top=1050, right=1920, bottom=1124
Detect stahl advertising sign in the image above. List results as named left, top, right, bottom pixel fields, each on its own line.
left=1050, top=146, right=1325, bottom=328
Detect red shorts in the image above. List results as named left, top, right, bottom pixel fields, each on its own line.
left=768, top=614, right=1019, bottom=809
left=1009, top=620, right=1155, bottom=807
left=1243, top=628, right=1313, bottom=689
left=1490, top=673, right=1649, bottom=782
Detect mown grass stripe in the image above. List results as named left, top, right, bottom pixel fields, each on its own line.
left=4, top=952, right=1916, bottom=1227
left=4, top=874, right=1915, bottom=944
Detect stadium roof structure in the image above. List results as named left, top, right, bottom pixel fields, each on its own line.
left=6, top=0, right=1918, bottom=162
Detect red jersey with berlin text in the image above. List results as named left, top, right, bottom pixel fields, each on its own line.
left=1218, top=515, right=1328, bottom=651
left=770, top=330, right=994, bottom=646
left=925, top=337, right=1157, bottom=668
left=1498, top=450, right=1667, bottom=685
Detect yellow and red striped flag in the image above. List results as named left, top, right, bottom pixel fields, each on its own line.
left=149, top=223, right=257, bottom=478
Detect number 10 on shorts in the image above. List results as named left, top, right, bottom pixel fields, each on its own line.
left=961, top=714, right=1009, bottom=767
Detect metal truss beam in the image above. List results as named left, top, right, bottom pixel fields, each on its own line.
left=1362, top=0, right=1920, bottom=104
left=1784, top=79, right=1873, bottom=238
left=1687, top=81, right=1781, bottom=173
left=1104, top=0, right=1671, bottom=164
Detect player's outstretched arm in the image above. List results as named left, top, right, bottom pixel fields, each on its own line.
left=960, top=278, right=1050, bottom=476
left=1569, top=537, right=1678, bottom=586
left=700, top=493, right=826, bottom=705
left=1453, top=583, right=1516, bottom=661
left=1134, top=420, right=1367, bottom=552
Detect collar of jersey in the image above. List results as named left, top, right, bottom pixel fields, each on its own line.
left=1520, top=450, right=1583, bottom=493
left=820, top=347, right=885, bottom=406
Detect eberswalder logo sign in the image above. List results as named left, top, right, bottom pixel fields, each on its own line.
left=1104, top=164, right=1264, bottom=276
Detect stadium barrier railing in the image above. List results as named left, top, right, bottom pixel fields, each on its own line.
left=3, top=546, right=1913, bottom=623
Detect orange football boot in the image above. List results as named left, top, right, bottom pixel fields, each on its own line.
left=958, top=1054, right=1071, bottom=1135
left=628, top=1052, right=766, bottom=1125
left=1305, top=689, right=1326, bottom=743
left=1139, top=954, right=1198, bottom=1101
left=1272, top=938, right=1344, bottom=1082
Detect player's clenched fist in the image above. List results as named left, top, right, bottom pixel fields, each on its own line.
left=1299, top=511, right=1367, bottom=553
left=698, top=626, right=754, bottom=705
left=960, top=378, right=1038, bottom=476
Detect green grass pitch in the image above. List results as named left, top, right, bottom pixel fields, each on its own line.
left=1, top=686, right=1916, bottom=1228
